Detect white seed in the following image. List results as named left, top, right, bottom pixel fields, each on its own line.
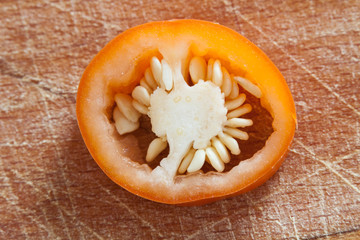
left=224, top=127, right=249, bottom=140
left=140, top=77, right=153, bottom=94
left=207, top=58, right=214, bottom=80
left=228, top=80, right=239, bottom=99
left=212, top=60, right=223, bottom=86
left=114, top=93, right=141, bottom=122
left=132, top=99, right=148, bottom=115
left=211, top=137, right=230, bottom=163
left=150, top=56, right=162, bottom=86
left=161, top=59, right=173, bottom=91
left=233, top=76, right=262, bottom=98
left=225, top=118, right=253, bottom=128
left=178, top=148, right=196, bottom=174
left=144, top=68, right=158, bottom=90
left=146, top=137, right=168, bottom=162
left=227, top=103, right=252, bottom=119
left=221, top=67, right=232, bottom=97
left=113, top=107, right=140, bottom=135
left=206, top=147, right=225, bottom=172
left=224, top=93, right=246, bottom=111
left=132, top=86, right=150, bottom=106
left=187, top=149, right=206, bottom=173
left=218, top=132, right=240, bottom=155
left=189, top=56, right=206, bottom=84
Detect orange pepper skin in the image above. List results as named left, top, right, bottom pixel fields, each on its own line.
left=77, top=20, right=296, bottom=205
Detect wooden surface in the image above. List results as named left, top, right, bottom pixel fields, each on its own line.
left=1, top=0, right=359, bottom=239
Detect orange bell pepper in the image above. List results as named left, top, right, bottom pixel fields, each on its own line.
left=76, top=19, right=296, bottom=205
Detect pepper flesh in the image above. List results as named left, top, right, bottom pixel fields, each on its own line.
left=76, top=20, right=296, bottom=205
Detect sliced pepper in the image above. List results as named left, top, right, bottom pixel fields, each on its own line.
left=76, top=19, right=296, bottom=205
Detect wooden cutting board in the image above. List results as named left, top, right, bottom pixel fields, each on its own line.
left=1, top=0, right=359, bottom=239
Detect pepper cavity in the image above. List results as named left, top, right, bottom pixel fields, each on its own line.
left=112, top=56, right=261, bottom=175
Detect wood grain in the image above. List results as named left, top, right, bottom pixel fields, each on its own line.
left=1, top=0, right=359, bottom=239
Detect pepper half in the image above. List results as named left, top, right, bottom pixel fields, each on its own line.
left=76, top=19, right=296, bottom=205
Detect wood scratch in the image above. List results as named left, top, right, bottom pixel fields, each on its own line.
left=94, top=183, right=165, bottom=239
left=0, top=158, right=57, bottom=239
left=222, top=0, right=360, bottom=117
left=77, top=219, right=106, bottom=240
left=38, top=89, right=85, bottom=239
left=7, top=14, right=83, bottom=236
left=0, top=139, right=57, bottom=148
left=0, top=57, right=77, bottom=98
left=290, top=143, right=331, bottom=237
left=183, top=199, right=240, bottom=239
left=318, top=159, right=360, bottom=194
left=34, top=88, right=72, bottom=240
left=69, top=0, right=80, bottom=35
left=98, top=1, right=113, bottom=38
left=2, top=73, right=89, bottom=240
left=48, top=1, right=121, bottom=30
left=247, top=200, right=257, bottom=240
left=332, top=149, right=360, bottom=165
left=249, top=146, right=359, bottom=207
left=290, top=215, right=300, bottom=240
left=178, top=216, right=185, bottom=240
left=295, top=139, right=360, bottom=195
left=17, top=3, right=40, bottom=78
left=184, top=218, right=228, bottom=240
left=248, top=161, right=327, bottom=206
left=8, top=168, right=105, bottom=240
left=220, top=203, right=236, bottom=240
left=291, top=147, right=359, bottom=168
left=336, top=165, right=360, bottom=178
left=8, top=200, right=57, bottom=239
left=1, top=75, right=58, bottom=239
left=274, top=220, right=286, bottom=232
